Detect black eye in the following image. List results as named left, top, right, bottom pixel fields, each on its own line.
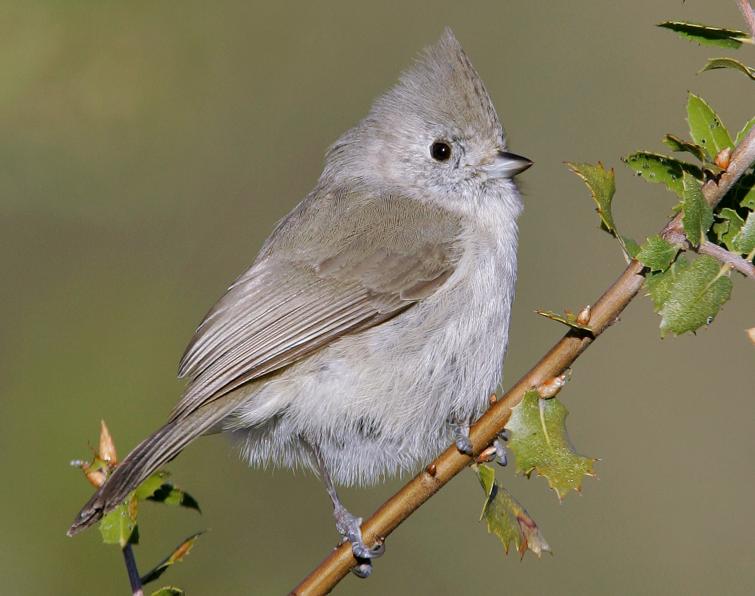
left=430, top=141, right=452, bottom=162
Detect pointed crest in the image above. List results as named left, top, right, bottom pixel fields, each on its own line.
left=372, top=28, right=503, bottom=142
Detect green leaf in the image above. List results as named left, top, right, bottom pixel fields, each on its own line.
left=622, top=152, right=702, bottom=197
left=132, top=470, right=201, bottom=511
left=151, top=588, right=184, bottom=596
left=658, top=255, right=733, bottom=336
left=733, top=211, right=755, bottom=254
left=712, top=207, right=745, bottom=251
left=735, top=117, right=755, bottom=146
left=475, top=464, right=550, bottom=558
left=687, top=93, right=733, bottom=160
left=147, top=484, right=201, bottom=513
left=657, top=21, right=752, bottom=49
left=700, top=57, right=755, bottom=80
left=681, top=172, right=713, bottom=246
left=505, top=390, right=596, bottom=500
left=621, top=235, right=641, bottom=258
left=731, top=173, right=755, bottom=210
left=535, top=309, right=593, bottom=333
left=636, top=235, right=678, bottom=271
left=99, top=494, right=138, bottom=547
left=134, top=471, right=171, bottom=501
left=140, top=532, right=203, bottom=585
left=645, top=258, right=689, bottom=312
left=565, top=161, right=617, bottom=235
left=662, top=134, right=707, bottom=162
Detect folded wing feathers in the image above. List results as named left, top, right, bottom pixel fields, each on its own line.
left=172, top=198, right=461, bottom=421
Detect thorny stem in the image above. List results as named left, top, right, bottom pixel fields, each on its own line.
left=737, top=0, right=755, bottom=40
left=122, top=544, right=144, bottom=596
left=290, top=70, right=755, bottom=596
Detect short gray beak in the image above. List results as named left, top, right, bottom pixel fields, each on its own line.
left=488, top=151, right=533, bottom=178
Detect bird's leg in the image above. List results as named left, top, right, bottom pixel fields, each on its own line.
left=309, top=442, right=384, bottom=578
left=449, top=417, right=473, bottom=455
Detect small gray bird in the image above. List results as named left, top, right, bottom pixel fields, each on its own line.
left=68, top=28, right=531, bottom=572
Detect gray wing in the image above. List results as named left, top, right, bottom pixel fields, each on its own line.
left=171, top=189, right=462, bottom=420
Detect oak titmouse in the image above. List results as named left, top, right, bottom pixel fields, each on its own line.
left=68, top=28, right=532, bottom=570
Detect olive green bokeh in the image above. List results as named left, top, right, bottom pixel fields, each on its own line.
left=2, top=1, right=753, bottom=594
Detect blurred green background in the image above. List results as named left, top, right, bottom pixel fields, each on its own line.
left=2, top=1, right=753, bottom=594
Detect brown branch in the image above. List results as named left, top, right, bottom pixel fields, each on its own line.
left=737, top=0, right=755, bottom=40
left=661, top=124, right=755, bottom=275
left=291, top=67, right=755, bottom=596
left=662, top=125, right=755, bottom=243
left=698, top=240, right=755, bottom=277
left=291, top=263, right=643, bottom=596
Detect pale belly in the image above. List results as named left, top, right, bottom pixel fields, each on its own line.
left=223, top=251, right=515, bottom=486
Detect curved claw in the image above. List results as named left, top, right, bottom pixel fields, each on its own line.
left=349, top=538, right=383, bottom=579
left=494, top=437, right=508, bottom=467
left=336, top=509, right=385, bottom=566
left=343, top=521, right=384, bottom=560
left=350, top=537, right=385, bottom=560
left=455, top=435, right=474, bottom=456
left=450, top=418, right=474, bottom=455
left=351, top=562, right=372, bottom=578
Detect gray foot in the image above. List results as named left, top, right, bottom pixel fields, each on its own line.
left=450, top=419, right=473, bottom=455
left=495, top=429, right=510, bottom=466
left=334, top=505, right=385, bottom=562
left=352, top=562, right=373, bottom=579
left=308, top=440, right=384, bottom=578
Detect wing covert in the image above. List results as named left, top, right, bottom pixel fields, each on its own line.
left=172, top=190, right=462, bottom=420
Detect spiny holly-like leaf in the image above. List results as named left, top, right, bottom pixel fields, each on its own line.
left=151, top=588, right=184, bottom=596
left=535, top=309, right=593, bottom=333
left=151, top=485, right=201, bottom=512
left=133, top=470, right=201, bottom=512
left=713, top=208, right=745, bottom=251
left=505, top=390, right=596, bottom=500
left=658, top=255, right=733, bottom=336
left=662, top=134, right=707, bottom=162
left=700, top=57, right=755, bottom=80
left=140, top=532, right=203, bottom=585
left=147, top=484, right=201, bottom=512
left=646, top=258, right=690, bottom=312
left=657, top=21, right=752, bottom=49
left=636, top=235, right=678, bottom=272
left=735, top=117, right=755, bottom=146
left=681, top=173, right=713, bottom=247
left=99, top=494, right=138, bottom=547
left=687, top=94, right=733, bottom=160
left=475, top=464, right=550, bottom=558
left=733, top=211, right=755, bottom=254
left=565, top=161, right=617, bottom=235
left=622, top=152, right=702, bottom=197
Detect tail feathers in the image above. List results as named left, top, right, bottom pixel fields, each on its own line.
left=67, top=398, right=239, bottom=537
